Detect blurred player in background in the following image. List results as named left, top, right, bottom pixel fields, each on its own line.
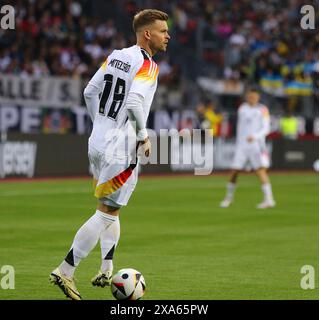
left=220, top=88, right=275, bottom=209
left=50, top=9, right=170, bottom=300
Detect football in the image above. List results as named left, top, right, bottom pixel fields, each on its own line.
left=111, top=268, right=146, bottom=300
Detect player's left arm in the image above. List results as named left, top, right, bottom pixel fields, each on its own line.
left=83, top=59, right=108, bottom=122
left=126, top=92, right=151, bottom=157
left=126, top=59, right=159, bottom=156
left=251, top=106, right=271, bottom=140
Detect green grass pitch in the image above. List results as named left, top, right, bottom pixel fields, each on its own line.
left=0, top=172, right=319, bottom=300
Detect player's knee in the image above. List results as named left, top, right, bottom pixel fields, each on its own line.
left=256, top=167, right=266, bottom=175
left=256, top=168, right=269, bottom=181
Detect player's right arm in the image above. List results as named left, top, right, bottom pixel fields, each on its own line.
left=251, top=106, right=270, bottom=140
left=83, top=59, right=108, bottom=122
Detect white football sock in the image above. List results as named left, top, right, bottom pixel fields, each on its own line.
left=261, top=183, right=274, bottom=202
left=100, top=216, right=120, bottom=273
left=225, top=182, right=236, bottom=199
left=59, top=210, right=117, bottom=278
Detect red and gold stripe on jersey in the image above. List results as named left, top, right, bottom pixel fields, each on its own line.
left=134, top=59, right=159, bottom=83
left=101, top=58, right=108, bottom=71
left=261, top=106, right=270, bottom=118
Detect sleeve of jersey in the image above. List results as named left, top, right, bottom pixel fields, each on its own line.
left=129, top=59, right=159, bottom=98
left=83, top=59, right=108, bottom=122
left=253, top=107, right=271, bottom=140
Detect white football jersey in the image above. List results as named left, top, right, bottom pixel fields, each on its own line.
left=87, top=45, right=159, bottom=153
left=236, top=102, right=270, bottom=146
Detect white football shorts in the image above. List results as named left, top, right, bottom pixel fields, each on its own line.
left=231, top=143, right=270, bottom=171
left=88, top=145, right=138, bottom=208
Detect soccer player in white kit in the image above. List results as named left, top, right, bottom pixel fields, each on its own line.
left=49, top=9, right=170, bottom=300
left=220, top=88, right=275, bottom=209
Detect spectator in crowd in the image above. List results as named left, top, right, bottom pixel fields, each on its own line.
left=196, top=100, right=223, bottom=136
left=1, top=0, right=318, bottom=124
left=280, top=111, right=298, bottom=140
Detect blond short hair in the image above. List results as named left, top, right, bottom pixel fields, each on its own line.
left=133, top=9, right=168, bottom=33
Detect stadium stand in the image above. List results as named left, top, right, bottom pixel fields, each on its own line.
left=0, top=0, right=318, bottom=137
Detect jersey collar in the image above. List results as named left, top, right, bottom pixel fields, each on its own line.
left=137, top=45, right=152, bottom=60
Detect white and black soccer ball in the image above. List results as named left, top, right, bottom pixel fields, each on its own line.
left=111, top=268, right=146, bottom=300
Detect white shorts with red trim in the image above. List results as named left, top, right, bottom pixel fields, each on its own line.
left=231, top=143, right=270, bottom=171
left=88, top=145, right=138, bottom=208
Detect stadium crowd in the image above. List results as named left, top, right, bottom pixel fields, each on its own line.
left=0, top=0, right=318, bottom=122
